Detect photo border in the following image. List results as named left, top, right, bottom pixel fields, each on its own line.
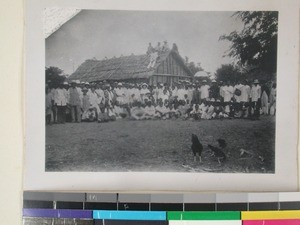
left=24, top=0, right=299, bottom=191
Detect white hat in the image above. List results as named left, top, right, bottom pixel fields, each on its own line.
left=75, top=80, right=80, bottom=84
left=210, top=98, right=215, bottom=102
left=63, top=81, right=68, bottom=85
left=117, top=82, right=122, bottom=86
left=141, top=83, right=148, bottom=87
left=202, top=79, right=207, bottom=82
left=211, top=79, right=217, bottom=83
left=253, top=79, right=259, bottom=84
left=85, top=82, right=90, bottom=85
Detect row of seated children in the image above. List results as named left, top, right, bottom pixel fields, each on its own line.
left=86, top=98, right=236, bottom=123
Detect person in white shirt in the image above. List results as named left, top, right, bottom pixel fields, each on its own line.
left=157, top=83, right=165, bottom=101
left=187, top=85, right=193, bottom=103
left=190, top=103, right=202, bottom=120
left=115, top=83, right=125, bottom=105
left=144, top=101, right=157, bottom=119
left=250, top=80, right=262, bottom=102
left=69, top=81, right=82, bottom=122
left=76, top=80, right=83, bottom=103
left=204, top=100, right=216, bottom=120
left=177, top=84, right=186, bottom=101
left=123, top=84, right=131, bottom=106
left=155, top=100, right=169, bottom=119
left=140, top=83, right=150, bottom=103
left=240, top=80, right=251, bottom=103
left=223, top=81, right=234, bottom=113
left=88, top=86, right=101, bottom=116
left=199, top=80, right=210, bottom=101
left=50, top=84, right=58, bottom=123
left=240, top=80, right=251, bottom=118
left=95, top=83, right=104, bottom=106
left=54, top=83, right=68, bottom=123
left=131, top=101, right=146, bottom=120
left=177, top=100, right=190, bottom=119
left=159, top=89, right=169, bottom=103
left=169, top=104, right=179, bottom=119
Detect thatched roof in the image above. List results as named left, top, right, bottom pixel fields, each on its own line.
left=69, top=50, right=192, bottom=82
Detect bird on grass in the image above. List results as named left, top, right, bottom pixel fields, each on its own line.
left=208, top=144, right=226, bottom=164
left=217, top=138, right=227, bottom=148
left=191, top=134, right=203, bottom=162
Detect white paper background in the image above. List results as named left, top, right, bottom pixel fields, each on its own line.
left=24, top=0, right=299, bottom=192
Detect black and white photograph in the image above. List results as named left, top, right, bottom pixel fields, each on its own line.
left=45, top=10, right=278, bottom=173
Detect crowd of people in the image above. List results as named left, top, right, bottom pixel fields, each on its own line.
left=45, top=78, right=276, bottom=124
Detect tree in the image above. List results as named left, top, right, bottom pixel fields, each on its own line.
left=186, top=61, right=204, bottom=75
left=45, top=66, right=66, bottom=85
left=215, top=64, right=242, bottom=83
left=220, top=11, right=278, bottom=74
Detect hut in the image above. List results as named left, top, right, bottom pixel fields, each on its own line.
left=68, top=48, right=193, bottom=85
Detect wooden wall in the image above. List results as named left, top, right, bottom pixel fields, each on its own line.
left=156, top=54, right=189, bottom=77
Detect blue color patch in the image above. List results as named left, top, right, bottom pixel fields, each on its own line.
left=93, top=210, right=166, bottom=220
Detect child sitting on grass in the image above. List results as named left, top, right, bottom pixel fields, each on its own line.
left=155, top=100, right=170, bottom=120
left=144, top=101, right=157, bottom=119
left=130, top=101, right=146, bottom=120
left=169, top=104, right=179, bottom=119
left=190, top=104, right=202, bottom=120
left=214, top=100, right=227, bottom=119
left=203, top=99, right=215, bottom=120
left=114, top=101, right=129, bottom=119
left=82, top=105, right=97, bottom=122
left=177, top=100, right=190, bottom=120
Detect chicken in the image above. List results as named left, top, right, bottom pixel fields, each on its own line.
left=191, top=134, right=203, bottom=162
left=217, top=138, right=227, bottom=148
left=208, top=144, right=226, bottom=164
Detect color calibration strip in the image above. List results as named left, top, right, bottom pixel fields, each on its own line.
left=23, top=192, right=300, bottom=224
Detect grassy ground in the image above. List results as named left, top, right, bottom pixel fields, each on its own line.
left=46, top=116, right=275, bottom=173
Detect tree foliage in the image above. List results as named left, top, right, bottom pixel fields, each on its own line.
left=215, top=64, right=242, bottom=83
left=220, top=11, right=278, bottom=74
left=45, top=66, right=66, bottom=85
left=186, top=60, right=204, bottom=75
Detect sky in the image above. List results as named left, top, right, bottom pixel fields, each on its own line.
left=45, top=10, right=243, bottom=75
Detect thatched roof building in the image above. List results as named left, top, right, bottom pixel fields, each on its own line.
left=68, top=48, right=193, bottom=85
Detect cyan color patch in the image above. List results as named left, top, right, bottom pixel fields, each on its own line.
left=93, top=210, right=166, bottom=220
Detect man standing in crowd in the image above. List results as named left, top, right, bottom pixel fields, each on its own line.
left=233, top=80, right=243, bottom=117
left=69, top=80, right=82, bottom=123
left=162, top=40, right=170, bottom=52
left=250, top=79, right=262, bottom=120
left=146, top=42, right=154, bottom=55
left=115, top=83, right=125, bottom=105
left=240, top=80, right=251, bottom=118
left=192, top=84, right=201, bottom=105
left=209, top=79, right=219, bottom=100
left=155, top=42, right=162, bottom=52
left=50, top=83, right=58, bottom=123
left=222, top=81, right=234, bottom=114
left=200, top=80, right=210, bottom=102
left=54, top=83, right=68, bottom=123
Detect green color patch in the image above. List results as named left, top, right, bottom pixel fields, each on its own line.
left=167, top=211, right=241, bottom=220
